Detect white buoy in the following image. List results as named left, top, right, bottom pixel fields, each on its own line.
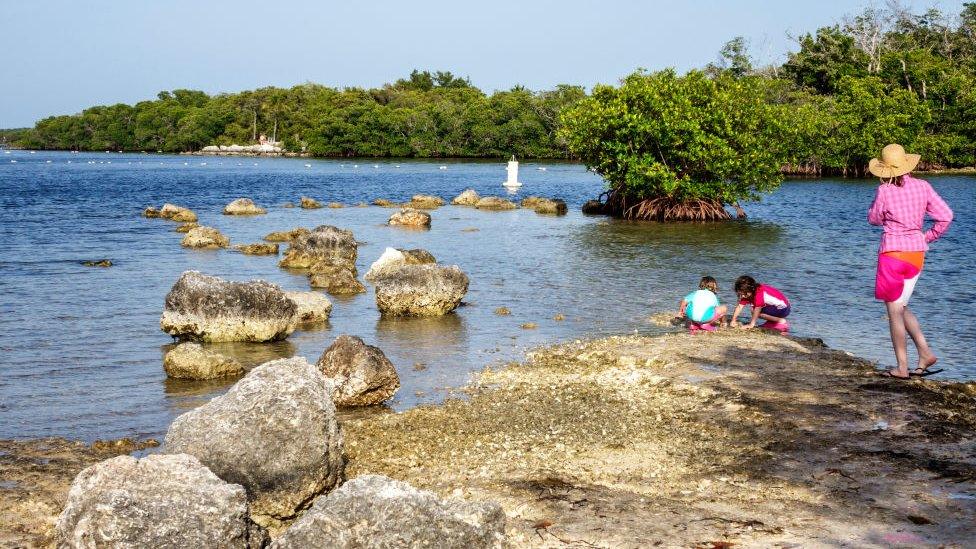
left=439, top=165, right=447, bottom=170
left=503, top=155, right=522, bottom=188
left=304, top=163, right=311, bottom=168
left=537, top=167, right=546, bottom=171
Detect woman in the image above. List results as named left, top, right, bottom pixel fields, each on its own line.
left=867, top=144, right=953, bottom=379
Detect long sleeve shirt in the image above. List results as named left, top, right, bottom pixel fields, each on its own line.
left=867, top=175, right=953, bottom=253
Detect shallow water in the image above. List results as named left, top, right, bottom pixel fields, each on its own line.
left=0, top=150, right=973, bottom=441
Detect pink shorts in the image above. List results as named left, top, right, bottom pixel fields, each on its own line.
left=875, top=252, right=924, bottom=305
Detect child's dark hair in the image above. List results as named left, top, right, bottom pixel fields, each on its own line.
left=699, top=276, right=718, bottom=293
left=734, top=275, right=758, bottom=296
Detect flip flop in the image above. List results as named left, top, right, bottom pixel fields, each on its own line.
left=910, top=368, right=944, bottom=377
left=880, top=370, right=911, bottom=380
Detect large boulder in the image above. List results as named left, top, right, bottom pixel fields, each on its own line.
left=264, top=227, right=309, bottom=242
left=475, top=196, right=517, bottom=210
left=388, top=208, right=431, bottom=228
left=160, top=271, right=298, bottom=342
left=373, top=264, right=468, bottom=317
left=270, top=475, right=505, bottom=549
left=56, top=453, right=266, bottom=549
left=223, top=198, right=267, bottom=215
left=181, top=226, right=230, bottom=249
left=316, top=335, right=400, bottom=406
left=451, top=188, right=480, bottom=206
left=405, top=194, right=445, bottom=209
left=524, top=196, right=567, bottom=215
left=308, top=263, right=366, bottom=295
left=285, top=291, right=333, bottom=323
left=163, top=342, right=244, bottom=380
left=365, top=247, right=437, bottom=282
left=279, top=225, right=357, bottom=270
left=165, top=358, right=345, bottom=527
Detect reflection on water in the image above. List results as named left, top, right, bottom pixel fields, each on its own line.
left=0, top=151, right=973, bottom=441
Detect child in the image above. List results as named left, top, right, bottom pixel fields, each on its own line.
left=732, top=275, right=791, bottom=332
left=678, top=276, right=728, bottom=333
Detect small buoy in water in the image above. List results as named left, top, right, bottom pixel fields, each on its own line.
left=537, top=167, right=546, bottom=171
left=304, top=163, right=311, bottom=168
left=353, top=164, right=359, bottom=168
left=3, top=150, right=9, bottom=154
left=395, top=164, right=401, bottom=168
left=46, top=160, right=52, bottom=163
left=30, top=151, right=35, bottom=154
left=373, top=164, right=379, bottom=168
left=10, top=160, right=16, bottom=163
left=68, top=160, right=72, bottom=163
left=439, top=166, right=447, bottom=170
left=183, top=162, right=188, bottom=165
left=107, top=161, right=111, bottom=164
left=200, top=162, right=207, bottom=166
left=253, top=163, right=258, bottom=166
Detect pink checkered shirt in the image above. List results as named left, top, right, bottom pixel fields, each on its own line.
left=868, top=175, right=953, bottom=253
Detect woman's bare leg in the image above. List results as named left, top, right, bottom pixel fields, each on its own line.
left=903, top=307, right=937, bottom=370
left=885, top=301, right=910, bottom=377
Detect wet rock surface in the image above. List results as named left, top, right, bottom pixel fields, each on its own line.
left=163, top=342, right=244, bottom=380
left=308, top=263, right=367, bottom=295
left=175, top=221, right=200, bottom=233
left=264, top=227, right=309, bottom=242
left=475, top=196, right=517, bottom=210
left=81, top=259, right=112, bottom=267
left=388, top=207, right=432, bottom=228
left=521, top=196, right=567, bottom=215
left=316, top=335, right=400, bottom=406
left=373, top=198, right=398, bottom=207
left=581, top=199, right=606, bottom=215
left=284, top=291, right=333, bottom=323
left=235, top=242, right=280, bottom=255
left=373, top=264, right=468, bottom=317
left=365, top=247, right=437, bottom=282
left=181, top=226, right=230, bottom=249
left=299, top=196, right=322, bottom=209
left=451, top=188, right=481, bottom=206
left=405, top=194, right=445, bottom=209
left=223, top=198, right=267, bottom=215
left=279, top=225, right=357, bottom=270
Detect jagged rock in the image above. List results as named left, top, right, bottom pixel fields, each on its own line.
left=285, top=291, right=333, bottom=323
left=406, top=194, right=445, bottom=209
left=309, top=263, right=366, bottom=295
left=143, top=206, right=161, bottom=218
left=175, top=222, right=200, bottom=233
left=56, top=453, right=267, bottom=549
left=300, top=196, right=322, bottom=209
left=451, top=188, right=481, bottom=206
left=163, top=343, right=244, bottom=380
left=475, top=196, right=517, bottom=210
left=264, top=227, right=309, bottom=242
left=181, top=226, right=230, bottom=249
left=160, top=271, right=297, bottom=342
left=279, top=225, right=357, bottom=270
left=82, top=259, right=112, bottom=267
left=373, top=264, right=468, bottom=317
left=365, top=247, right=437, bottom=282
left=223, top=198, right=267, bottom=215
left=270, top=475, right=505, bottom=549
left=373, top=198, right=398, bottom=207
left=165, top=358, right=345, bottom=527
left=316, top=335, right=400, bottom=406
left=236, top=243, right=280, bottom=255
left=582, top=200, right=606, bottom=215
left=388, top=208, right=431, bottom=228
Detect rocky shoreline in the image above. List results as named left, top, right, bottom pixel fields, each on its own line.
left=1, top=330, right=973, bottom=547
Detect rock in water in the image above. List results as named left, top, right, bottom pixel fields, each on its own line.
left=223, top=198, right=267, bottom=215
left=160, top=271, right=298, bottom=342
left=581, top=199, right=605, bottom=215
left=143, top=206, right=161, bottom=218
left=235, top=243, right=280, bottom=255
left=300, top=196, right=322, bottom=209
left=285, top=291, right=333, bottom=323
left=365, top=247, right=437, bottom=281
left=475, top=196, right=517, bottom=210
left=451, top=188, right=480, bottom=206
left=175, top=221, right=200, bottom=233
left=163, top=342, right=244, bottom=380
left=388, top=208, right=431, bottom=228
left=522, top=196, right=567, bottom=215
left=406, top=194, right=445, bottom=209
left=270, top=475, right=505, bottom=549
left=316, top=335, right=400, bottom=406
left=181, top=226, right=230, bottom=249
left=372, top=198, right=398, bottom=207
left=373, top=264, right=468, bottom=317
left=327, top=202, right=344, bottom=209
left=308, top=263, right=366, bottom=295
left=279, top=225, right=357, bottom=270
left=264, top=227, right=310, bottom=242
left=82, top=259, right=112, bottom=267
left=165, top=358, right=345, bottom=527
left=56, top=453, right=267, bottom=549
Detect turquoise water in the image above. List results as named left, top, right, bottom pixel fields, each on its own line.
left=0, top=150, right=973, bottom=441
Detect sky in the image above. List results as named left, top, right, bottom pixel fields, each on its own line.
left=1, top=0, right=969, bottom=127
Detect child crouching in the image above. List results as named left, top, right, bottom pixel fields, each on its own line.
left=678, top=276, right=728, bottom=333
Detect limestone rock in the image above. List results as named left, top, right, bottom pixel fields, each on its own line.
left=236, top=243, right=280, bottom=255
left=582, top=200, right=606, bottom=215
left=163, top=343, right=244, bottom=380
left=521, top=196, right=567, bottom=215
left=316, top=335, right=400, bottom=406
left=373, top=198, right=398, bottom=207
left=143, top=206, right=161, bottom=218
left=406, top=194, right=445, bottom=209
left=494, top=307, right=511, bottom=316
left=475, top=196, right=517, bottom=210
left=451, top=188, right=481, bottom=206
left=182, top=226, right=230, bottom=249
left=300, top=196, right=322, bottom=209
left=56, top=453, right=266, bottom=549
left=223, top=198, right=267, bottom=215
left=160, top=271, right=298, bottom=342
left=285, top=291, right=333, bottom=323
left=82, top=259, right=112, bottom=267
left=159, top=203, right=196, bottom=220
left=270, top=475, right=505, bottom=549
left=373, top=264, right=468, bottom=317
left=264, top=227, right=309, bottom=242
left=171, top=209, right=198, bottom=222
left=327, top=202, right=344, bottom=209
left=388, top=208, right=431, bottom=228
left=308, top=263, right=366, bottom=295
left=365, top=247, right=437, bottom=282
left=165, top=358, right=345, bottom=526
left=279, top=225, right=357, bottom=270
left=175, top=222, right=200, bottom=233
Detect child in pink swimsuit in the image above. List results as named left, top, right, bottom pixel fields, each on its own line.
left=732, top=275, right=791, bottom=332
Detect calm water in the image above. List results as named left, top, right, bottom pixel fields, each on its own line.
left=1, top=150, right=973, bottom=441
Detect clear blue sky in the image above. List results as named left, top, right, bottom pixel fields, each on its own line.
left=1, top=0, right=968, bottom=127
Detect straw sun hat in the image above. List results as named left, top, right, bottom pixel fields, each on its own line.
left=868, top=143, right=921, bottom=178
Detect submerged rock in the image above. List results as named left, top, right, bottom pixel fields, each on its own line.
left=581, top=200, right=606, bottom=215
left=316, top=335, right=400, bottom=406
left=270, top=475, right=505, bottom=549
left=494, top=307, right=511, bottom=316
left=285, top=291, right=333, bottom=323
left=82, top=259, right=112, bottom=268
left=279, top=225, right=357, bottom=270
left=388, top=208, right=431, bottom=228
left=451, top=188, right=481, bottom=206
left=181, top=226, right=230, bottom=249
left=223, top=198, right=267, bottom=215
left=165, top=357, right=345, bottom=527
left=300, top=196, right=322, bottom=209
left=56, top=453, right=266, bottom=549
left=308, top=263, right=366, bottom=295
left=160, top=271, right=298, bottom=342
left=327, top=202, right=344, bottom=209
left=264, top=227, right=309, bottom=242
left=522, top=196, right=567, bottom=215
left=406, top=194, right=445, bottom=209
left=475, top=196, right=517, bottom=210
left=281, top=202, right=296, bottom=208
left=373, top=264, right=469, bottom=317
left=365, top=247, right=437, bottom=282
left=175, top=221, right=200, bottom=233
left=163, top=342, right=244, bottom=380
left=235, top=243, right=280, bottom=256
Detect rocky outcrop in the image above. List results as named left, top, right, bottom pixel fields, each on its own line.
left=56, top=453, right=266, bottom=549
left=582, top=200, right=606, bottom=215
left=475, top=196, right=517, bottom=210
left=315, top=335, right=400, bottom=406
left=159, top=203, right=198, bottom=222
left=163, top=343, right=244, bottom=380
left=165, top=358, right=345, bottom=527
left=308, top=263, right=366, bottom=295
left=264, top=227, right=309, bottom=242
left=279, top=225, right=357, bottom=270
left=235, top=243, right=279, bottom=255
left=160, top=271, right=298, bottom=342
left=522, top=196, right=567, bottom=215
left=373, top=264, right=468, bottom=317
left=82, top=259, right=112, bottom=267
left=175, top=222, right=200, bottom=233
left=181, top=226, right=230, bottom=249
left=300, top=197, right=322, bottom=209
left=270, top=475, right=505, bottom=549
left=365, top=247, right=437, bottom=281
left=373, top=198, right=398, bottom=207
left=285, top=291, right=333, bottom=323
left=223, top=198, right=267, bottom=215
left=143, top=206, right=161, bottom=218
left=388, top=208, right=431, bottom=228
left=406, top=194, right=445, bottom=209
left=451, top=188, right=481, bottom=206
